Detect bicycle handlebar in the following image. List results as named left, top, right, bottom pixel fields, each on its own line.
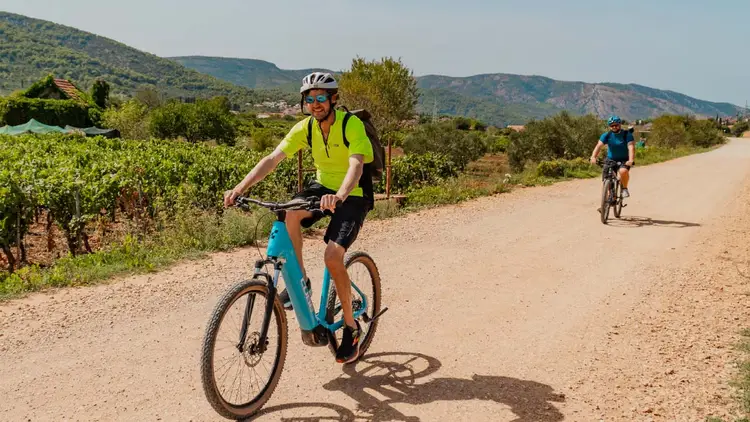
left=595, top=159, right=632, bottom=167
left=235, top=196, right=342, bottom=212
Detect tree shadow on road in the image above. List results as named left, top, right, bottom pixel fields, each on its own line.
left=251, top=351, right=565, bottom=422
left=607, top=216, right=701, bottom=229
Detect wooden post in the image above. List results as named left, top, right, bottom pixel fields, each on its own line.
left=75, top=187, right=81, bottom=253
left=386, top=138, right=393, bottom=199
left=16, top=209, right=21, bottom=265
left=297, top=151, right=303, bottom=191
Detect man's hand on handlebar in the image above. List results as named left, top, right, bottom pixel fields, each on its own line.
left=224, top=189, right=242, bottom=208
left=223, top=193, right=342, bottom=213
left=320, top=194, right=344, bottom=213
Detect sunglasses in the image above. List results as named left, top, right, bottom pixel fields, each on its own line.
left=305, top=94, right=330, bottom=104
left=609, top=123, right=621, bottom=128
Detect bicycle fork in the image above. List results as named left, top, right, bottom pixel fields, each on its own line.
left=236, top=263, right=278, bottom=355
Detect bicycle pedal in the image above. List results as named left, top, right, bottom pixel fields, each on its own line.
left=362, top=307, right=389, bottom=324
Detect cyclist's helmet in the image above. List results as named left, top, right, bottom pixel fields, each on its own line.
left=607, top=115, right=622, bottom=126
left=300, top=72, right=338, bottom=94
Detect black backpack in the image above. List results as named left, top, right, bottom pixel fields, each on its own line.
left=606, top=126, right=635, bottom=143
left=306, top=107, right=386, bottom=181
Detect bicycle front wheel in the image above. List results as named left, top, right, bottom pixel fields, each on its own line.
left=200, top=278, right=288, bottom=420
left=325, top=251, right=382, bottom=362
left=600, top=179, right=612, bottom=224
left=613, top=181, right=623, bottom=218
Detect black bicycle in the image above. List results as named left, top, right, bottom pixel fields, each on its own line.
left=597, top=159, right=629, bottom=224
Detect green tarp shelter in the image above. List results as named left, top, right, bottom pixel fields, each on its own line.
left=0, top=119, right=120, bottom=138
left=0, top=119, right=68, bottom=135
left=63, top=125, right=120, bottom=138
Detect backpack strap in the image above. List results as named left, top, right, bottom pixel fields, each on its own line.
left=307, top=113, right=353, bottom=148
left=341, top=112, right=353, bottom=148
left=306, top=116, right=313, bottom=148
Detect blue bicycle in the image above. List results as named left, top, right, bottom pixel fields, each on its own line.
left=200, top=196, right=387, bottom=420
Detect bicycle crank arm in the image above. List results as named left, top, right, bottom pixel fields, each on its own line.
left=362, top=307, right=389, bottom=324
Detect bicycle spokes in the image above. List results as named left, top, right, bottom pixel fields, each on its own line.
left=210, top=289, right=280, bottom=408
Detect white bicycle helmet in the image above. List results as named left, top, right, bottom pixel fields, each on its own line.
left=300, top=72, right=338, bottom=93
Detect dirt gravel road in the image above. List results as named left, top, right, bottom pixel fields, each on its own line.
left=2, top=139, right=750, bottom=422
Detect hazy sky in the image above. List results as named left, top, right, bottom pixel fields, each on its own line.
left=2, top=0, right=748, bottom=106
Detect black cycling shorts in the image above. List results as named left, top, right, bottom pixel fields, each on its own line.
left=292, top=183, right=369, bottom=250
left=602, top=159, right=631, bottom=179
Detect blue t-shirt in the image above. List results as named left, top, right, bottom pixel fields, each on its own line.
left=600, top=130, right=634, bottom=160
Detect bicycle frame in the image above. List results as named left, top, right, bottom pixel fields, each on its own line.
left=252, top=218, right=369, bottom=348
left=601, top=160, right=621, bottom=181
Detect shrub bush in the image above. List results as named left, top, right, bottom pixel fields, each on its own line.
left=101, top=100, right=150, bottom=139
left=732, top=121, right=749, bottom=137
left=687, top=119, right=726, bottom=147
left=402, top=121, right=487, bottom=170
left=536, top=157, right=593, bottom=178
left=508, top=111, right=603, bottom=171
left=649, top=115, right=726, bottom=148
left=649, top=115, right=689, bottom=148
left=485, top=135, right=510, bottom=153
left=375, top=152, right=458, bottom=194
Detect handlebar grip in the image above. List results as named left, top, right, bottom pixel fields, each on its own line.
left=309, top=198, right=343, bottom=215
left=234, top=195, right=249, bottom=208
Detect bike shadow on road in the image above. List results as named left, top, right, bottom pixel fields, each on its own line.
left=607, top=216, right=701, bottom=229
left=250, top=351, right=565, bottom=422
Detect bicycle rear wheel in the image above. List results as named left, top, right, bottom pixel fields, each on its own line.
left=200, top=278, right=288, bottom=420
left=613, top=181, right=623, bottom=218
left=600, top=179, right=612, bottom=224
left=325, top=251, right=382, bottom=362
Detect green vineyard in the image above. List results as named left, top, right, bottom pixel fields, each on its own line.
left=0, top=134, right=309, bottom=269
left=0, top=134, right=457, bottom=274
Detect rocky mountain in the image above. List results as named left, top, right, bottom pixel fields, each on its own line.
left=173, top=56, right=742, bottom=125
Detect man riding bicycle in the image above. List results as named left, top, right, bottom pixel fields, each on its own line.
left=224, top=72, right=374, bottom=364
left=589, top=115, right=635, bottom=198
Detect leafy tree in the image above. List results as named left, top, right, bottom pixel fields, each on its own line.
left=507, top=111, right=603, bottom=171
left=338, top=56, right=419, bottom=142
left=149, top=101, right=188, bottom=140
left=484, top=135, right=510, bottom=153
left=192, top=97, right=237, bottom=145
left=90, top=79, right=110, bottom=108
left=101, top=99, right=150, bottom=139
left=148, top=98, right=237, bottom=145
left=686, top=119, right=725, bottom=147
left=453, top=116, right=472, bottom=130
left=649, top=115, right=688, bottom=148
left=402, top=121, right=487, bottom=170
left=135, top=88, right=164, bottom=109
left=472, top=120, right=488, bottom=132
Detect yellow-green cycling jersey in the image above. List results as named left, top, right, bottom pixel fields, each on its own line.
left=279, top=110, right=374, bottom=197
